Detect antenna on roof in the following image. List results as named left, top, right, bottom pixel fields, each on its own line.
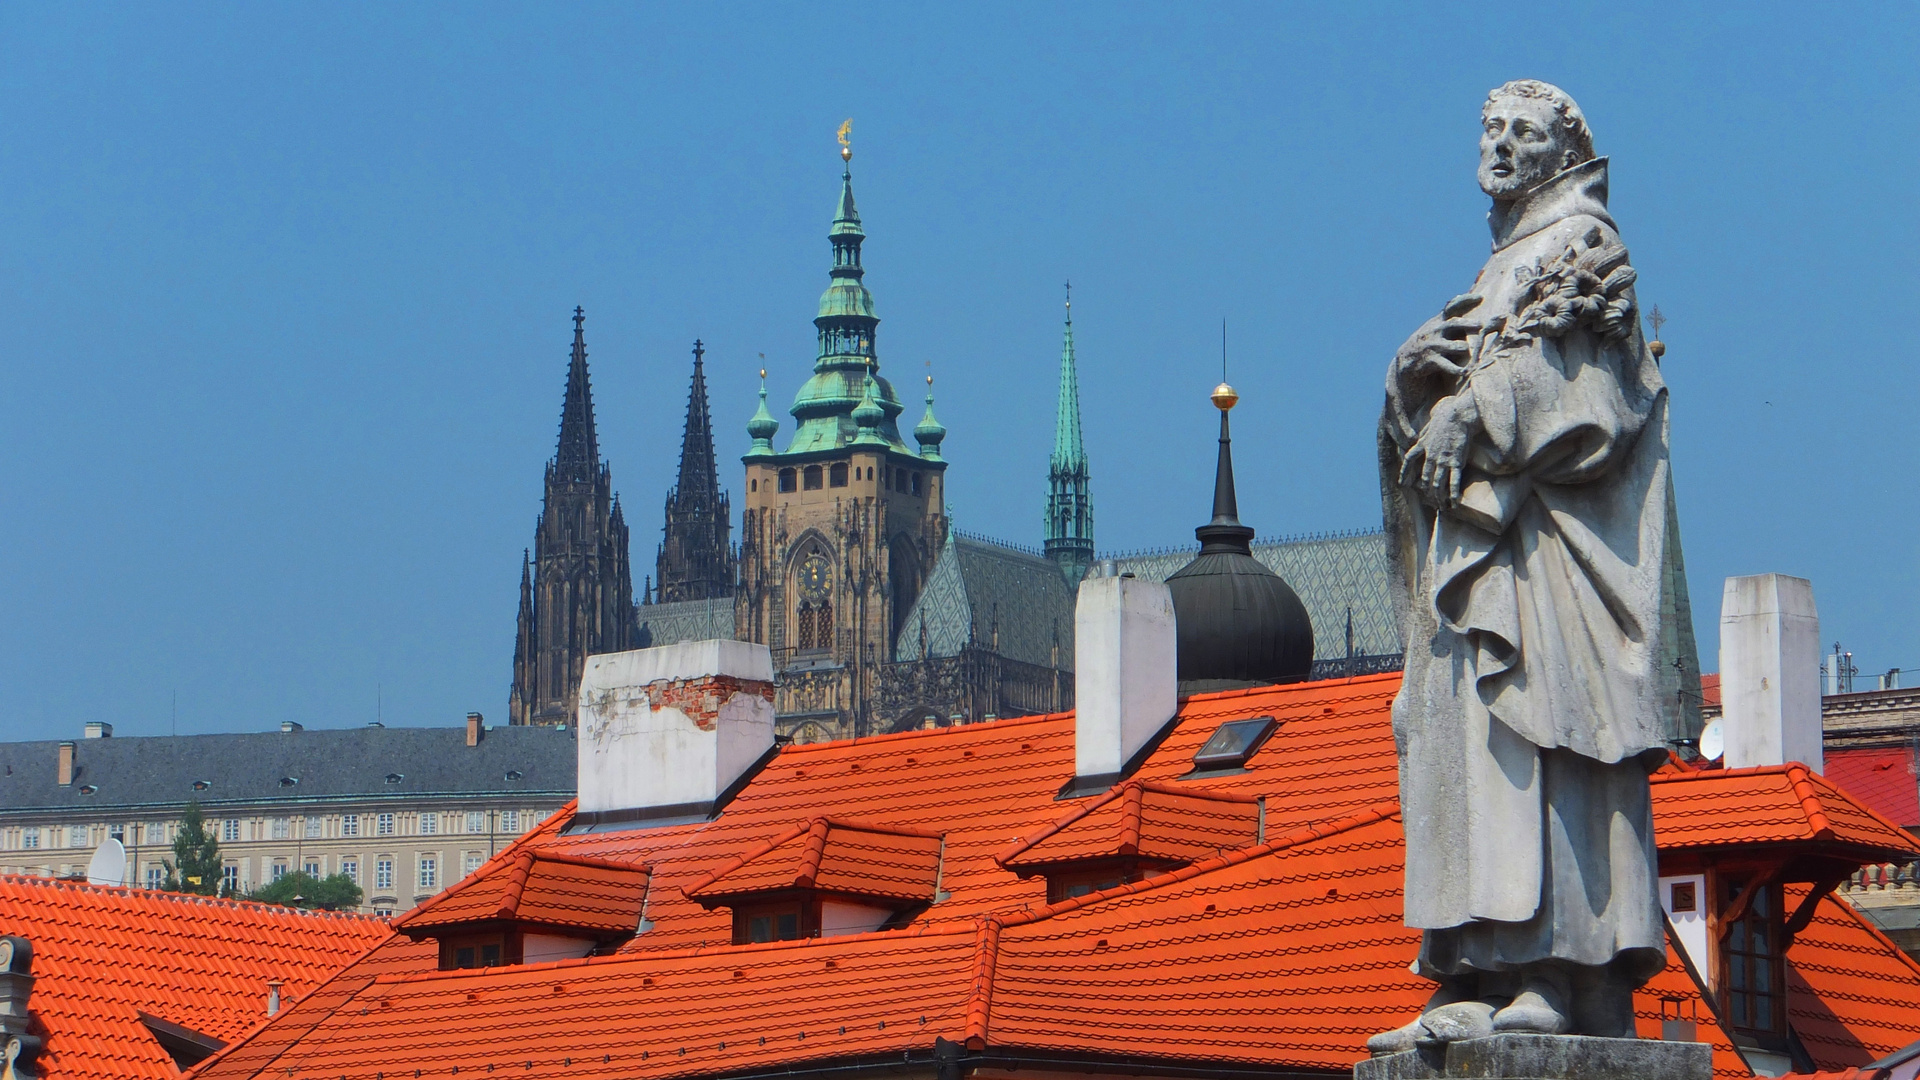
left=1221, top=318, right=1227, bottom=382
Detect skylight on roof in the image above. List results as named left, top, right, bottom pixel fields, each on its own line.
left=1191, top=717, right=1277, bottom=771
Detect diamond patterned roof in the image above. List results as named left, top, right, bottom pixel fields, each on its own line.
left=1107, top=530, right=1400, bottom=661
left=892, top=533, right=1076, bottom=668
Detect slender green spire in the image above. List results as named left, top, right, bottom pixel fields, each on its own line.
left=915, top=373, right=947, bottom=460
left=852, top=373, right=889, bottom=446
left=745, top=365, right=779, bottom=459
left=1044, top=284, right=1094, bottom=584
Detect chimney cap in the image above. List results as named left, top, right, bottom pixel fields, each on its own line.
left=83, top=722, right=112, bottom=739
left=280, top=721, right=303, bottom=733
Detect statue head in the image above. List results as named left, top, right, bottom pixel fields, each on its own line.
left=1478, top=80, right=1595, bottom=200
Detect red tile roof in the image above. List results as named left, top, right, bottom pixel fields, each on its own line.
left=0, top=874, right=415, bottom=1080
left=682, top=818, right=945, bottom=905
left=187, top=671, right=1920, bottom=1080
left=1651, top=762, right=1920, bottom=861
left=1824, top=748, right=1920, bottom=829
left=395, top=850, right=649, bottom=936
left=997, top=780, right=1260, bottom=872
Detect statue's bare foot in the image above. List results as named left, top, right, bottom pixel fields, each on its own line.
left=1417, top=1000, right=1499, bottom=1046
left=1365, top=1017, right=1424, bottom=1056
left=1492, top=976, right=1571, bottom=1035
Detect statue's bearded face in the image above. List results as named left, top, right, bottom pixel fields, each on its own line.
left=1479, top=95, right=1570, bottom=199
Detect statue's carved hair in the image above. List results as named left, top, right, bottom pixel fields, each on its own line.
left=1484, top=80, right=1595, bottom=166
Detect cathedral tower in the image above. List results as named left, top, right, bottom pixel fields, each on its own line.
left=654, top=340, right=736, bottom=602
left=735, top=138, right=948, bottom=742
left=1044, top=288, right=1094, bottom=584
left=509, top=309, right=638, bottom=726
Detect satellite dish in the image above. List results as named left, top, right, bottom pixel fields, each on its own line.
left=1699, top=719, right=1725, bottom=763
left=86, top=838, right=127, bottom=887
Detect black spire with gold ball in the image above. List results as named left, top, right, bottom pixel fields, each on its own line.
left=1165, top=384, right=1315, bottom=688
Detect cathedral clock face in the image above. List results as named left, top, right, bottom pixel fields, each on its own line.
left=797, top=554, right=833, bottom=601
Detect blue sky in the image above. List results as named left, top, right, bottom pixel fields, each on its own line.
left=1, top=4, right=1914, bottom=738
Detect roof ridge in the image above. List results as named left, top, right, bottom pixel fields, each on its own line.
left=683, top=821, right=812, bottom=898
left=1175, top=671, right=1402, bottom=705
left=395, top=816, right=576, bottom=930
left=494, top=850, right=538, bottom=920
left=814, top=816, right=948, bottom=840
left=1786, top=763, right=1838, bottom=840
left=996, top=801, right=1402, bottom=929
left=795, top=820, right=833, bottom=887
left=1798, top=766, right=1920, bottom=853
left=1117, top=783, right=1146, bottom=856
left=964, top=917, right=1002, bottom=1051
left=777, top=711, right=1068, bottom=754
left=531, top=851, right=651, bottom=874
left=0, top=874, right=385, bottom=921
left=996, top=784, right=1132, bottom=867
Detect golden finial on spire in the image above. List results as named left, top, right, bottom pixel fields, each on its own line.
left=1211, top=383, right=1239, bottom=412
left=836, top=118, right=853, bottom=163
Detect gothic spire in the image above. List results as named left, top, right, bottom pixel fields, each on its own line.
left=554, top=307, right=601, bottom=484
left=673, top=340, right=720, bottom=507
left=1044, top=285, right=1094, bottom=584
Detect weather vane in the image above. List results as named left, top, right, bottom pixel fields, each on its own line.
left=837, top=119, right=853, bottom=163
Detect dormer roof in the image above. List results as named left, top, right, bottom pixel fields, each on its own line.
left=394, top=850, right=649, bottom=939
left=997, top=780, right=1260, bottom=874
left=1651, top=761, right=1920, bottom=866
left=683, top=818, right=944, bottom=906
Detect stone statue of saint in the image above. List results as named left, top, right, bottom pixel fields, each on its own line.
left=1373, top=80, right=1677, bottom=1051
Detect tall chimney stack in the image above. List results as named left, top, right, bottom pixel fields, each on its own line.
left=56, top=743, right=74, bottom=787
left=466, top=712, right=483, bottom=747
left=1072, top=573, right=1178, bottom=789
left=1720, top=573, right=1823, bottom=772
left=574, top=640, right=776, bottom=827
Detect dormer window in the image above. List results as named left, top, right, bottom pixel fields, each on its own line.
left=684, top=818, right=944, bottom=944
left=999, top=781, right=1261, bottom=903
left=1190, top=716, right=1277, bottom=773
left=393, top=851, right=650, bottom=970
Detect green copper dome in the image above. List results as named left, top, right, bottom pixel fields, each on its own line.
left=914, top=375, right=947, bottom=461
left=852, top=374, right=890, bottom=446
left=744, top=371, right=780, bottom=459
left=780, top=161, right=913, bottom=455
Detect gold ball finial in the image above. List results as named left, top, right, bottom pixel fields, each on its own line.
left=841, top=145, right=852, bottom=163
left=759, top=367, right=768, bottom=380
left=926, top=373, right=934, bottom=387
left=1211, top=382, right=1239, bottom=412
left=1649, top=340, right=1666, bottom=358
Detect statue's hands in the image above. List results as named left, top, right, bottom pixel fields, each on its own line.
left=1399, top=393, right=1481, bottom=508
left=1396, top=295, right=1485, bottom=380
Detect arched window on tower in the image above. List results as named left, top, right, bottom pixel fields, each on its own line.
left=814, top=600, right=833, bottom=653
left=803, top=466, right=824, bottom=490
left=797, top=603, right=815, bottom=651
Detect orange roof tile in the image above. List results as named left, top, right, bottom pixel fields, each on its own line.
left=683, top=818, right=944, bottom=905
left=396, top=850, right=648, bottom=936
left=1651, top=763, right=1920, bottom=861
left=997, top=780, right=1260, bottom=872
left=189, top=670, right=1920, bottom=1080
left=0, top=874, right=414, bottom=1080
left=1824, top=747, right=1920, bottom=829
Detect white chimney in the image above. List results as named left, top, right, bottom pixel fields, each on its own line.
left=575, top=640, right=776, bottom=825
left=1719, top=573, right=1823, bottom=772
left=1073, top=573, right=1178, bottom=787
left=83, top=722, right=111, bottom=739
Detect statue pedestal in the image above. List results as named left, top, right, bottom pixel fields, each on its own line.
left=1354, top=1034, right=1711, bottom=1080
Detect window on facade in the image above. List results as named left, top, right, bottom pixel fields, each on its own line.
left=778, top=468, right=796, bottom=493
left=464, top=851, right=484, bottom=875
left=342, top=814, right=360, bottom=837
left=341, top=857, right=359, bottom=884
left=304, top=859, right=321, bottom=877
left=272, top=818, right=291, bottom=840
left=829, top=462, right=848, bottom=487
left=146, top=866, right=163, bottom=890
left=222, top=819, right=241, bottom=842
left=375, top=858, right=394, bottom=892
left=501, top=811, right=520, bottom=833
left=68, top=826, right=88, bottom=848
left=21, top=829, right=38, bottom=850
left=466, top=812, right=485, bottom=834
left=803, top=465, right=824, bottom=490
left=377, top=813, right=395, bottom=836
left=750, top=478, right=758, bottom=492
left=1722, top=879, right=1785, bottom=1041
left=221, top=865, right=240, bottom=895
left=418, top=856, right=438, bottom=891
left=420, top=814, right=438, bottom=836
left=271, top=863, right=289, bottom=882
left=911, top=472, right=923, bottom=495
left=797, top=602, right=816, bottom=651
left=109, top=824, right=125, bottom=842
left=453, top=943, right=503, bottom=969
left=305, top=816, right=322, bottom=839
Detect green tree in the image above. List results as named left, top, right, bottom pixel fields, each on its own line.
left=162, top=801, right=225, bottom=896
left=249, top=871, right=363, bottom=911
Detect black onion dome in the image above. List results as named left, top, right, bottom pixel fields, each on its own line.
left=1166, top=386, right=1314, bottom=686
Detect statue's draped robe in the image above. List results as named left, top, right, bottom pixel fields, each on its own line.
left=1382, top=158, right=1672, bottom=981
